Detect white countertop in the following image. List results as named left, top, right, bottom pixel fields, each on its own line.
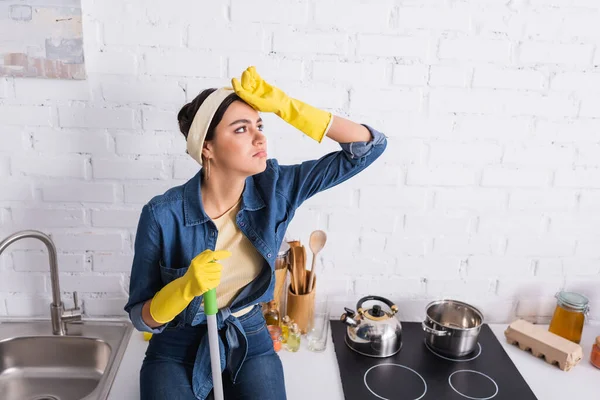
left=108, top=322, right=600, bottom=399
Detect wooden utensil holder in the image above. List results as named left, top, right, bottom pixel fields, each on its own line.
left=274, top=267, right=288, bottom=315
left=286, top=270, right=316, bottom=334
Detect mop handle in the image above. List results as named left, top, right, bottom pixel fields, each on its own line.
left=205, top=288, right=224, bottom=400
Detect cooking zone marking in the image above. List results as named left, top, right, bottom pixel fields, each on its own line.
left=363, top=363, right=427, bottom=400
left=424, top=340, right=482, bottom=362
left=448, top=370, right=499, bottom=400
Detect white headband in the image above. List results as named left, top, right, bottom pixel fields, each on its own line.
left=186, top=87, right=235, bottom=166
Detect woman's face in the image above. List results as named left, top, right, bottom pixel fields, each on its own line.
left=203, top=100, right=268, bottom=178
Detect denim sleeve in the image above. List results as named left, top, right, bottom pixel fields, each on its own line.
left=274, top=124, right=387, bottom=209
left=124, top=204, right=167, bottom=334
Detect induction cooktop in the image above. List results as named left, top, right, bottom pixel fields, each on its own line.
left=331, top=321, right=538, bottom=400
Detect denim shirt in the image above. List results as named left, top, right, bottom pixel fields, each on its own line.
left=124, top=125, right=387, bottom=398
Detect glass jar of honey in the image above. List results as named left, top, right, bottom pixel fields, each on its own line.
left=548, top=291, right=589, bottom=344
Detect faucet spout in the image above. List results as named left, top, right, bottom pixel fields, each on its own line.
left=0, top=230, right=81, bottom=335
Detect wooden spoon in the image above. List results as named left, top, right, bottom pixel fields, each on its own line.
left=308, top=230, right=327, bottom=293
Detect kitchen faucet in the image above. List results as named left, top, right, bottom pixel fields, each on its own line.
left=0, top=230, right=81, bottom=335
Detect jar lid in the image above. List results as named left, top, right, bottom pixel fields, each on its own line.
left=556, top=291, right=589, bottom=311
left=278, top=240, right=290, bottom=257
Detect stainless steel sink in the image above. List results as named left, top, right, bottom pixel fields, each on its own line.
left=0, top=319, right=133, bottom=400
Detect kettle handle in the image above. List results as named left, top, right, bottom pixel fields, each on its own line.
left=356, top=296, right=398, bottom=315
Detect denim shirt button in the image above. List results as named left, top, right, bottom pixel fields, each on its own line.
left=240, top=222, right=245, bottom=227
left=267, top=253, right=272, bottom=258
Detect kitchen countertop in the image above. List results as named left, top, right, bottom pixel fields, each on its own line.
left=108, top=321, right=600, bottom=399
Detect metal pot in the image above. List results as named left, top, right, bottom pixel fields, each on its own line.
left=422, top=299, right=483, bottom=358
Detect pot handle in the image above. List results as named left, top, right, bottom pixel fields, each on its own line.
left=356, top=296, right=398, bottom=315
left=422, top=321, right=450, bottom=336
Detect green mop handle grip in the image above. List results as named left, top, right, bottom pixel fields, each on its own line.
left=204, top=289, right=218, bottom=316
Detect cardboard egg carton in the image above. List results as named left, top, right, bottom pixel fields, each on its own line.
left=504, top=319, right=583, bottom=371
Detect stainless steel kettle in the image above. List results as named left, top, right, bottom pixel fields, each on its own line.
left=340, top=295, right=402, bottom=357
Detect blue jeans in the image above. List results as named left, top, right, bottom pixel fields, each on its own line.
left=140, top=306, right=287, bottom=399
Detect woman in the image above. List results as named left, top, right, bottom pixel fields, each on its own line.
left=124, top=66, right=388, bottom=399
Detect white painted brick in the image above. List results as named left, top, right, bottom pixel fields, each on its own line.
left=282, top=85, right=347, bottom=110
left=552, top=72, right=600, bottom=92
left=509, top=189, right=577, bottom=211
left=535, top=258, right=563, bottom=277
left=350, top=164, right=402, bottom=187
left=91, top=209, right=141, bottom=228
left=428, top=65, right=471, bottom=87
left=577, top=144, right=600, bottom=167
left=407, top=166, right=477, bottom=186
left=0, top=273, right=45, bottom=293
left=232, top=0, right=309, bottom=24
left=503, top=92, right=578, bottom=118
left=12, top=156, right=86, bottom=178
left=11, top=208, right=85, bottom=229
left=505, top=237, right=575, bottom=257
left=0, top=182, right=33, bottom=201
left=519, top=42, right=593, bottom=66
left=433, top=236, right=504, bottom=256
left=123, top=183, right=177, bottom=204
left=15, top=79, right=89, bottom=101
left=190, top=24, right=266, bottom=52
left=273, top=30, right=348, bottom=55
left=473, top=67, right=545, bottom=91
left=0, top=105, right=52, bottom=126
left=522, top=9, right=565, bottom=41
left=377, top=138, right=426, bottom=165
left=471, top=7, right=521, bottom=38
left=42, top=183, right=116, bottom=203
left=6, top=296, right=51, bottom=317
left=439, top=38, right=511, bottom=63
left=92, top=159, right=168, bottom=180
left=314, top=61, right=387, bottom=87
left=86, top=50, right=137, bottom=75
left=104, top=22, right=183, bottom=47
left=84, top=297, right=128, bottom=316
left=503, top=143, right=574, bottom=167
left=173, top=158, right=200, bottom=180
left=561, top=258, right=600, bottom=276
left=429, top=88, right=503, bottom=114
left=142, top=109, right=178, bottom=131
left=93, top=254, right=133, bottom=273
left=329, top=253, right=394, bottom=276
left=455, top=116, right=532, bottom=141
left=396, top=6, right=470, bottom=31
left=328, top=210, right=398, bottom=235
left=550, top=215, right=600, bottom=236
left=0, top=78, right=7, bottom=98
left=140, top=1, right=226, bottom=25
left=497, top=278, right=564, bottom=298
left=478, top=214, right=546, bottom=235
left=13, top=251, right=85, bottom=272
left=563, top=277, right=600, bottom=312
left=229, top=59, right=302, bottom=85
left=359, top=187, right=428, bottom=210
left=386, top=238, right=432, bottom=257
left=392, top=65, right=428, bottom=86
left=52, top=233, right=124, bottom=252
left=576, top=240, right=600, bottom=258
left=579, top=190, right=600, bottom=211
left=0, top=127, right=28, bottom=152
left=357, top=35, right=429, bottom=59
left=428, top=142, right=502, bottom=165
left=115, top=134, right=176, bottom=156
left=579, top=94, right=600, bottom=118
left=360, top=232, right=387, bottom=254
left=434, top=188, right=508, bottom=212
left=426, top=278, right=496, bottom=297
left=561, top=11, right=600, bottom=41
left=351, top=88, right=420, bottom=112
left=404, top=214, right=472, bottom=235
left=555, top=168, right=600, bottom=189
left=33, top=129, right=110, bottom=155
left=314, top=274, right=353, bottom=296
left=535, top=119, right=600, bottom=143
left=144, top=49, right=222, bottom=78
left=481, top=167, right=551, bottom=187
left=0, top=156, right=9, bottom=177
left=516, top=297, right=557, bottom=323
left=467, top=256, right=533, bottom=277
left=58, top=107, right=135, bottom=129
left=355, top=277, right=425, bottom=298
left=102, top=80, right=184, bottom=105
left=59, top=274, right=123, bottom=293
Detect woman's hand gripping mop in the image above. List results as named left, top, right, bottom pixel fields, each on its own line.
left=149, top=249, right=232, bottom=400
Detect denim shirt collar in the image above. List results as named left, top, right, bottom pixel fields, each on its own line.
left=183, top=169, right=266, bottom=227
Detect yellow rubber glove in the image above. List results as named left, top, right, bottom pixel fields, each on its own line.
left=232, top=66, right=333, bottom=143
left=149, top=249, right=231, bottom=324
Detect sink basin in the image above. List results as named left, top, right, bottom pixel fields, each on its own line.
left=0, top=320, right=133, bottom=400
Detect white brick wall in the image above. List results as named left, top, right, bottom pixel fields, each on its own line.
left=0, top=0, right=599, bottom=324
